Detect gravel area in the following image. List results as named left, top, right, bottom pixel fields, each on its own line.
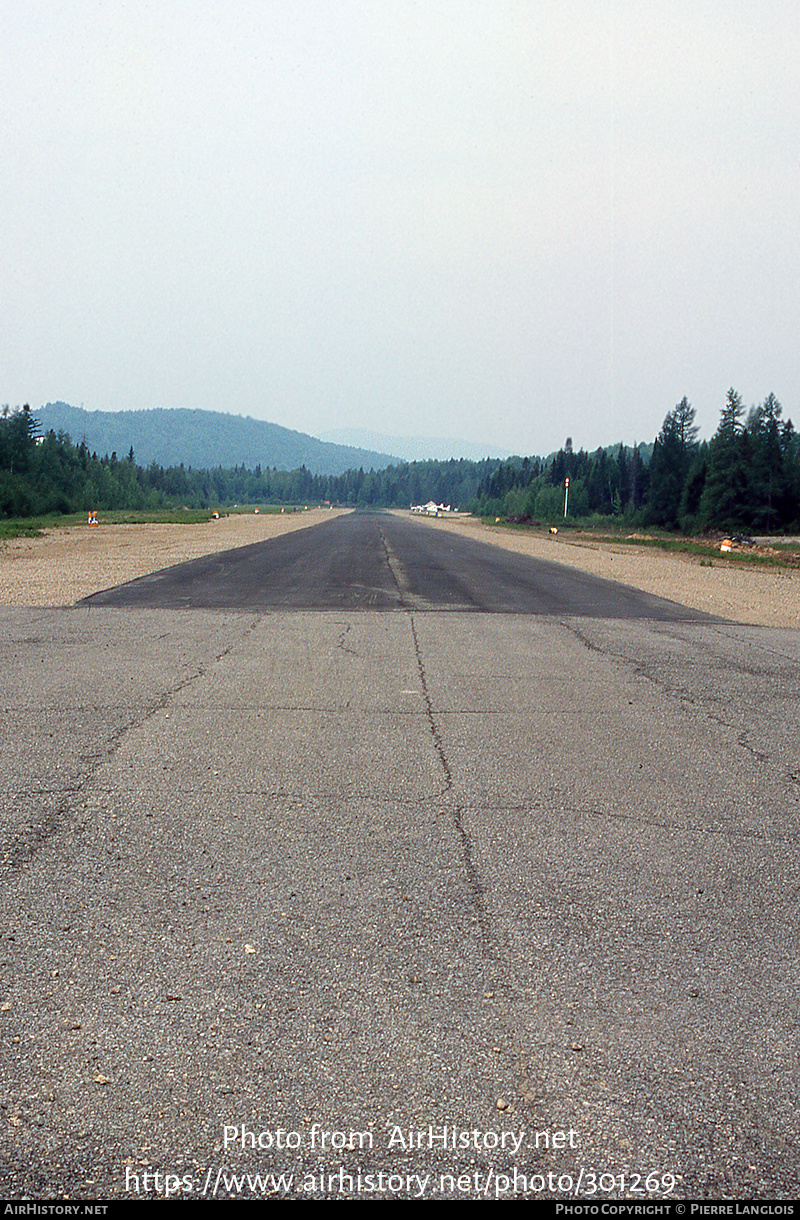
left=1, top=507, right=796, bottom=628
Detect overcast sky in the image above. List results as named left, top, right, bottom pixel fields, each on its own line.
left=4, top=1, right=799, bottom=457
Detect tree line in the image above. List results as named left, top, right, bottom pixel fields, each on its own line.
left=2, top=390, right=799, bottom=532
left=471, top=390, right=800, bottom=533
left=0, top=404, right=498, bottom=517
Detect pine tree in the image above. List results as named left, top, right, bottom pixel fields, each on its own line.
left=646, top=397, right=698, bottom=527
left=699, top=388, right=751, bottom=530
left=779, top=419, right=800, bottom=526
left=678, top=444, right=708, bottom=531
left=746, top=393, right=784, bottom=531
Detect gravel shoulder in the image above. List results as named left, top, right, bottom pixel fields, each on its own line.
left=1, top=507, right=797, bottom=628
left=402, top=513, right=800, bottom=629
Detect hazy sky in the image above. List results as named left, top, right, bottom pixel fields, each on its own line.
left=4, top=1, right=799, bottom=456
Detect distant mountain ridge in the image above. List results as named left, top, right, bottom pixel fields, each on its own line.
left=36, top=404, right=400, bottom=476
left=319, top=427, right=510, bottom=463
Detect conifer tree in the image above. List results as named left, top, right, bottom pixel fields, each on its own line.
left=699, top=388, right=751, bottom=529
left=646, top=397, right=698, bottom=527
left=746, top=393, right=784, bottom=531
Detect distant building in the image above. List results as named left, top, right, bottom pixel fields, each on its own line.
left=565, top=437, right=573, bottom=454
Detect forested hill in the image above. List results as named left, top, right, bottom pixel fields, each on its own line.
left=5, top=389, right=798, bottom=531
left=37, top=404, right=399, bottom=476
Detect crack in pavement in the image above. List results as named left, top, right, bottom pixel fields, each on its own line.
left=407, top=614, right=490, bottom=945
left=377, top=536, right=492, bottom=929
left=335, top=622, right=362, bottom=658
left=407, top=615, right=452, bottom=796
left=559, top=618, right=800, bottom=785
left=0, top=618, right=263, bottom=881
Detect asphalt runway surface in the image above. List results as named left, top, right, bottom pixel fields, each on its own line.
left=82, top=510, right=712, bottom=617
left=2, top=511, right=799, bottom=1200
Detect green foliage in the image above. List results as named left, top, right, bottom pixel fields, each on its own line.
left=646, top=398, right=699, bottom=528
left=0, top=518, right=47, bottom=540
left=36, top=403, right=400, bottom=477
left=472, top=388, right=799, bottom=534
left=3, top=388, right=800, bottom=532
left=698, top=388, right=750, bottom=529
left=0, top=411, right=503, bottom=520
left=746, top=393, right=785, bottom=531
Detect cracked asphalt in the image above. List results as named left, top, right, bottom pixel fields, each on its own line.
left=2, top=512, right=799, bottom=1200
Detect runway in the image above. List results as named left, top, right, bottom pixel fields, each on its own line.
left=2, top=513, right=798, bottom=1199
left=83, top=510, right=713, bottom=618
